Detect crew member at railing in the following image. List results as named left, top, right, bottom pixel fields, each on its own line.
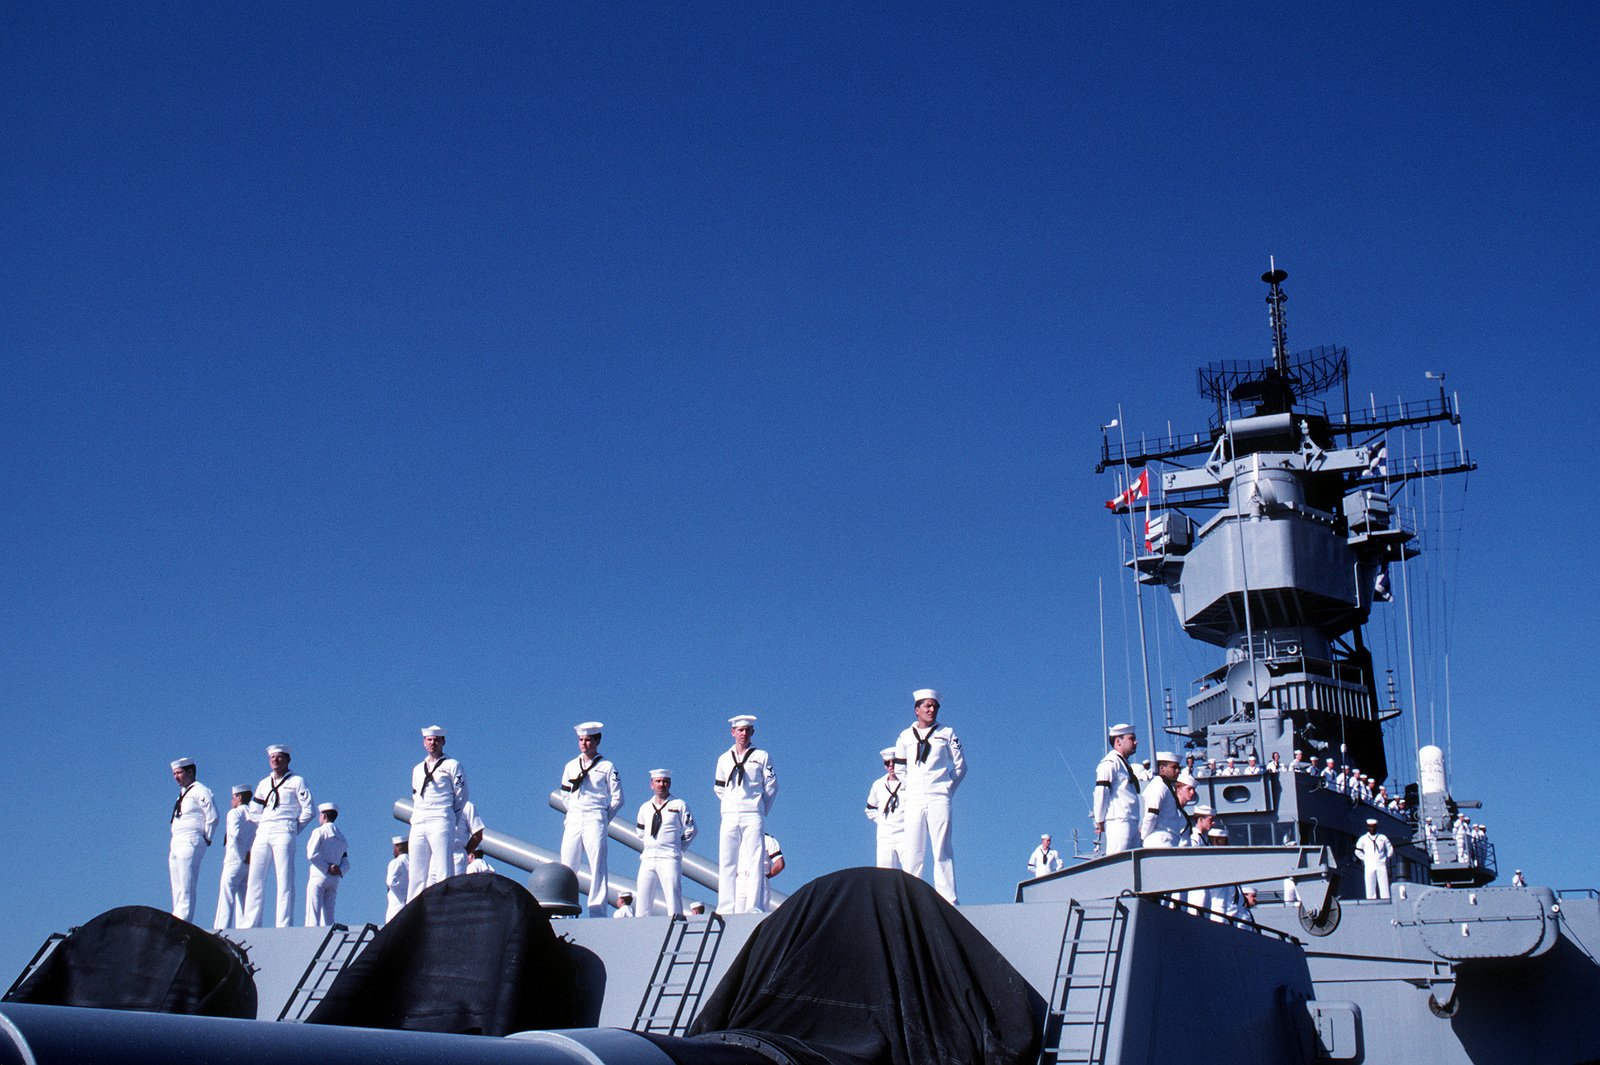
left=1138, top=753, right=1187, bottom=847
left=1355, top=818, right=1394, bottom=899
left=1091, top=723, right=1142, bottom=854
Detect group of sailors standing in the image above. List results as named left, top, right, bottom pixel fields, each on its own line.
left=863, top=689, right=968, bottom=903
left=169, top=748, right=350, bottom=930
left=1291, top=753, right=1409, bottom=817
left=1422, top=813, right=1490, bottom=868
left=1092, top=726, right=1237, bottom=852
left=553, top=713, right=779, bottom=918
left=1087, top=724, right=1268, bottom=919
left=170, top=686, right=977, bottom=930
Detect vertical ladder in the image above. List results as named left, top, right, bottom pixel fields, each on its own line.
left=632, top=913, right=725, bottom=1036
left=1039, top=900, right=1128, bottom=1065
left=277, top=923, right=377, bottom=1021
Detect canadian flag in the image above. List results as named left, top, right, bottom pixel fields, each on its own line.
left=1105, top=469, right=1150, bottom=511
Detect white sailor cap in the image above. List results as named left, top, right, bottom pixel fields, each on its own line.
left=421, top=725, right=446, bottom=738
left=1176, top=772, right=1197, bottom=788
left=1365, top=818, right=1378, bottom=826
left=649, top=768, right=672, bottom=780
left=318, top=802, right=339, bottom=814
left=1155, top=751, right=1179, bottom=764
left=1108, top=723, right=1135, bottom=738
left=879, top=747, right=896, bottom=762
left=1041, top=832, right=1051, bottom=839
left=170, top=757, right=195, bottom=771
left=1192, top=804, right=1215, bottom=817
left=728, top=714, right=757, bottom=728
left=1246, top=754, right=1259, bottom=761
left=1325, top=757, right=1335, bottom=764
left=1515, top=869, right=1522, bottom=874
left=912, top=688, right=940, bottom=704
left=267, top=744, right=290, bottom=756
left=618, top=890, right=634, bottom=899
left=1207, top=825, right=1229, bottom=838
left=392, top=835, right=406, bottom=845
left=574, top=721, right=604, bottom=737
left=231, top=784, right=251, bottom=795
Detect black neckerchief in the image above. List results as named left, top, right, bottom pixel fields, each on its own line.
left=650, top=798, right=669, bottom=837
left=171, top=783, right=193, bottom=822
left=420, top=757, right=445, bottom=793
left=884, top=780, right=901, bottom=814
left=255, top=774, right=289, bottom=810
left=912, top=726, right=935, bottom=765
left=728, top=748, right=755, bottom=786
left=1114, top=752, right=1139, bottom=798
left=566, top=757, right=597, bottom=792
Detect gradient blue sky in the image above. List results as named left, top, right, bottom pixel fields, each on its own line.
left=4, top=3, right=1596, bottom=979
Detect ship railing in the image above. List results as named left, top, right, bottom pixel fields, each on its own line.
left=1556, top=888, right=1600, bottom=900
left=1189, top=657, right=1370, bottom=705
left=1334, top=392, right=1460, bottom=434
left=1159, top=896, right=1302, bottom=943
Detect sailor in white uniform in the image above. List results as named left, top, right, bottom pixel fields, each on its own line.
left=753, top=832, right=784, bottom=912
left=1092, top=724, right=1142, bottom=854
left=895, top=689, right=966, bottom=903
left=715, top=715, right=778, bottom=914
left=864, top=748, right=906, bottom=870
left=1199, top=823, right=1240, bottom=920
left=1026, top=833, right=1064, bottom=878
left=384, top=836, right=409, bottom=923
left=451, top=799, right=486, bottom=876
left=168, top=758, right=217, bottom=924
left=559, top=721, right=623, bottom=917
left=243, top=744, right=315, bottom=928
left=304, top=803, right=350, bottom=927
left=1185, top=804, right=1217, bottom=849
left=408, top=725, right=468, bottom=901
left=1354, top=818, right=1393, bottom=899
left=1179, top=804, right=1217, bottom=912
left=465, top=848, right=494, bottom=875
left=635, top=768, right=697, bottom=917
left=1138, top=751, right=1187, bottom=848
left=612, top=891, right=636, bottom=918
left=213, top=784, right=255, bottom=929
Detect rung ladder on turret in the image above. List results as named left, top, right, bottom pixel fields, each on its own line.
left=632, top=912, right=726, bottom=1037
left=279, top=923, right=377, bottom=1021
left=1039, top=899, right=1128, bottom=1065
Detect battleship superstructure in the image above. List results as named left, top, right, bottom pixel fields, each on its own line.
left=5, top=269, right=1599, bottom=1065
left=1095, top=265, right=1485, bottom=898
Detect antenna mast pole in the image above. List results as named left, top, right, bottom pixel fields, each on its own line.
left=1265, top=256, right=1290, bottom=374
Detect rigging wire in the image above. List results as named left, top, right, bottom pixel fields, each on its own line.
left=1098, top=578, right=1109, bottom=739
left=1111, top=486, right=1138, bottom=725
left=1396, top=416, right=1425, bottom=783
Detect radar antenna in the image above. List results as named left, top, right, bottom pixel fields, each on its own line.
left=1263, top=257, right=1290, bottom=373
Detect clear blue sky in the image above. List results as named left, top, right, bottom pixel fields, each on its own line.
left=4, top=4, right=1596, bottom=979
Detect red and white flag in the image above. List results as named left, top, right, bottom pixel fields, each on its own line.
left=1105, top=468, right=1150, bottom=511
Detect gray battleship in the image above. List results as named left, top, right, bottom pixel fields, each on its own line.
left=5, top=269, right=1598, bottom=1065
